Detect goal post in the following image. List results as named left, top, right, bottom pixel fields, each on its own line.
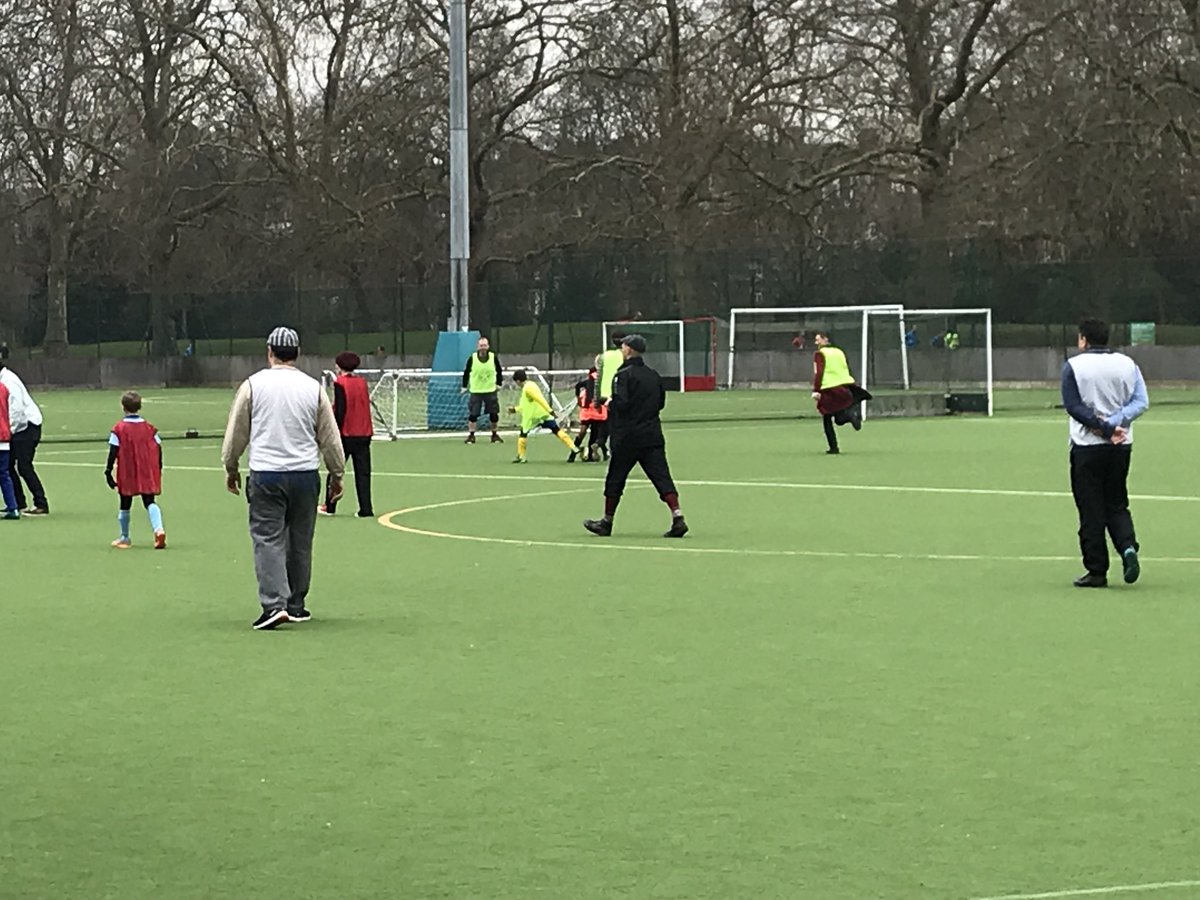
left=601, top=317, right=719, bottom=391
left=320, top=367, right=587, bottom=438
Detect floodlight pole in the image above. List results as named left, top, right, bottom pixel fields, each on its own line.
left=448, top=0, right=470, bottom=331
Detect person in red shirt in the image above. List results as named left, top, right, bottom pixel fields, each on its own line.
left=569, top=363, right=609, bottom=463
left=0, top=381, right=19, bottom=519
left=105, top=391, right=166, bottom=548
left=320, top=352, right=375, bottom=517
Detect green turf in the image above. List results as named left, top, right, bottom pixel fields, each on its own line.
left=5, top=390, right=1200, bottom=899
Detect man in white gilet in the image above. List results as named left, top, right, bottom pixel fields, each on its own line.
left=221, top=327, right=346, bottom=630
left=1061, top=317, right=1149, bottom=588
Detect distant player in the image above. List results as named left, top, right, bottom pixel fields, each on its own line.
left=569, top=363, right=608, bottom=463
left=509, top=369, right=580, bottom=463
left=812, top=331, right=870, bottom=455
left=320, top=351, right=375, bottom=518
left=462, top=336, right=504, bottom=444
left=105, top=391, right=166, bottom=549
left=0, top=379, right=19, bottom=519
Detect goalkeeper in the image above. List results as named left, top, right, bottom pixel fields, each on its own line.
left=509, top=369, right=581, bottom=463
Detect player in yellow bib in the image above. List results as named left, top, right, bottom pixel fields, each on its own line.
left=508, top=369, right=581, bottom=463
left=811, top=331, right=870, bottom=454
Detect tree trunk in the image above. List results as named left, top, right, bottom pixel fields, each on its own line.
left=149, top=246, right=176, bottom=357
left=916, top=179, right=954, bottom=307
left=43, top=206, right=70, bottom=357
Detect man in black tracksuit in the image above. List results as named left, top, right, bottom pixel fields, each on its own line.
left=584, top=334, right=688, bottom=538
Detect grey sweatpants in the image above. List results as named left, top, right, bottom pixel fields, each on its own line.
left=247, top=471, right=320, bottom=613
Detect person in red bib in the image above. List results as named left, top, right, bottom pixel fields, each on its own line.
left=569, top=363, right=609, bottom=463
left=0, top=380, right=20, bottom=519
left=105, top=391, right=166, bottom=548
left=320, top=352, right=375, bottom=517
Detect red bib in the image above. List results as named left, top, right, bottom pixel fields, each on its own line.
left=337, top=374, right=374, bottom=437
left=113, top=419, right=162, bottom=496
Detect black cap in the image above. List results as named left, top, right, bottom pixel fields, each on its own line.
left=621, top=334, right=646, bottom=353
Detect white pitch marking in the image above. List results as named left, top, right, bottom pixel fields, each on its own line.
left=968, top=878, right=1200, bottom=900
left=378, top=493, right=1200, bottom=564
left=32, top=459, right=1200, bottom=504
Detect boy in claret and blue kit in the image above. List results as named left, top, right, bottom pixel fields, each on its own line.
left=105, top=391, right=166, bottom=549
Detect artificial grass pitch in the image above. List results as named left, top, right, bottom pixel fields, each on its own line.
left=3, top=389, right=1200, bottom=899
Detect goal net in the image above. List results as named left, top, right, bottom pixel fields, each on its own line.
left=727, top=305, right=904, bottom=391
left=865, top=307, right=994, bottom=414
left=601, top=318, right=718, bottom=391
left=321, top=367, right=587, bottom=438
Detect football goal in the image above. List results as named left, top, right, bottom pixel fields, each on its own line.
left=727, top=305, right=905, bottom=393
left=320, top=367, right=586, bottom=438
left=865, top=307, right=994, bottom=415
left=727, top=305, right=993, bottom=417
left=601, top=317, right=719, bottom=391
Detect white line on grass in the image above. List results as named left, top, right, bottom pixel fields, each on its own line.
left=378, top=493, right=1200, bottom=564
left=969, top=878, right=1200, bottom=899
left=33, top=459, right=1200, bottom=504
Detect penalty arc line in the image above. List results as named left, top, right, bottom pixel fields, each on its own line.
left=377, top=492, right=1200, bottom=564
left=31, top=460, right=1200, bottom=504
left=968, top=878, right=1200, bottom=900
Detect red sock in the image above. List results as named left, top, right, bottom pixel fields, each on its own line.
left=662, top=492, right=680, bottom=514
left=604, top=496, right=620, bottom=517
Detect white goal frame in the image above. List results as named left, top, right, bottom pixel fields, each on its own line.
left=321, top=366, right=587, bottom=439
left=727, top=304, right=906, bottom=395
left=872, top=306, right=994, bottom=416
left=601, top=319, right=687, bottom=391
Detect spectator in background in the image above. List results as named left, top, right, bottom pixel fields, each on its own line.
left=0, top=362, right=49, bottom=515
left=791, top=332, right=807, bottom=350
left=0, top=341, right=9, bottom=361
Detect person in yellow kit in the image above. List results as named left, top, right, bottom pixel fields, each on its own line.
left=509, top=369, right=581, bottom=463
left=597, top=331, right=626, bottom=403
left=811, top=331, right=871, bottom=454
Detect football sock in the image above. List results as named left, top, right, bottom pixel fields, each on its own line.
left=556, top=430, right=578, bottom=451
left=517, top=436, right=528, bottom=458
left=147, top=503, right=164, bottom=534
left=662, top=492, right=682, bottom=516
left=117, top=510, right=131, bottom=540
left=604, top=496, right=620, bottom=517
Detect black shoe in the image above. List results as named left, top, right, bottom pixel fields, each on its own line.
left=826, top=448, right=839, bottom=455
left=252, top=608, right=289, bottom=630
left=1122, top=547, right=1140, bottom=584
left=850, top=409, right=863, bottom=431
left=568, top=451, right=578, bottom=463
left=357, top=511, right=374, bottom=518
left=465, top=434, right=476, bottom=444
left=24, top=507, right=48, bottom=516
left=583, top=518, right=612, bottom=536
left=1073, top=573, right=1108, bottom=588
left=664, top=517, right=689, bottom=538
left=490, top=433, right=504, bottom=443
left=289, top=608, right=312, bottom=622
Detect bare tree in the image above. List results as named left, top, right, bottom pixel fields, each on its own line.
left=0, top=0, right=121, bottom=356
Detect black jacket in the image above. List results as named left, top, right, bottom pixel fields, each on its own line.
left=608, top=357, right=666, bottom=450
